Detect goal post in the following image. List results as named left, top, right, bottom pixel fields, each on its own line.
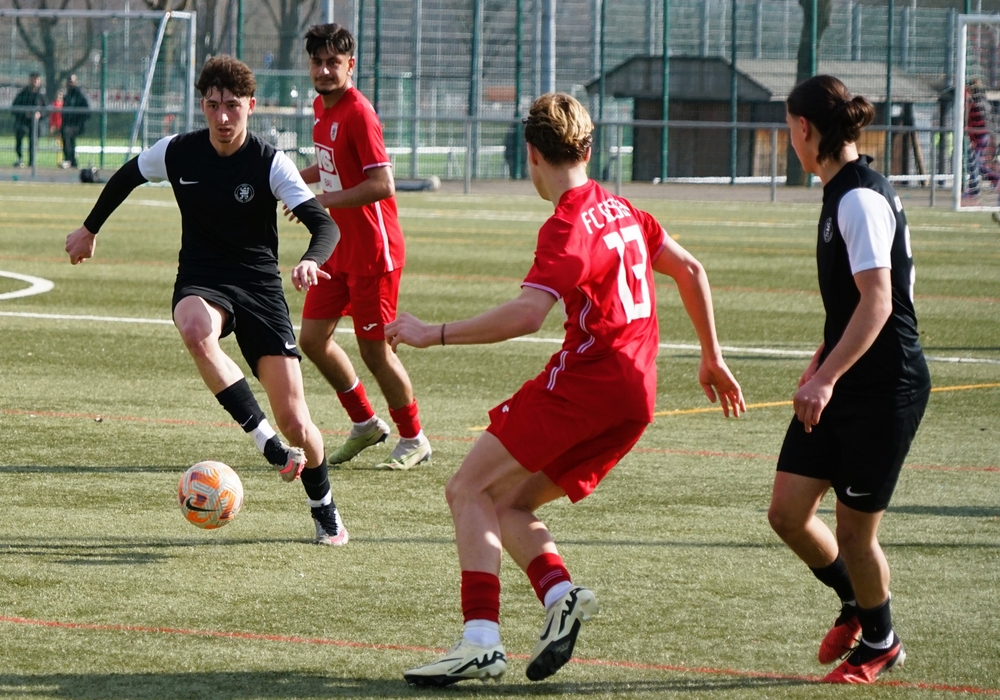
left=953, top=13, right=1000, bottom=211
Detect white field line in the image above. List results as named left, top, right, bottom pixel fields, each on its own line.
left=0, top=271, right=54, bottom=300
left=0, top=195, right=982, bottom=233
left=1, top=310, right=998, bottom=365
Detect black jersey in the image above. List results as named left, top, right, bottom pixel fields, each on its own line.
left=137, top=130, right=317, bottom=283
left=817, top=156, right=930, bottom=404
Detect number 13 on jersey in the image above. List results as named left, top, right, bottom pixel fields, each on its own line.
left=603, top=224, right=651, bottom=323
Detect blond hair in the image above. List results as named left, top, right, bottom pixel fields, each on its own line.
left=522, top=93, right=593, bottom=165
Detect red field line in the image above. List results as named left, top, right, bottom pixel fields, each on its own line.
left=1, top=408, right=994, bottom=472
left=1, top=615, right=997, bottom=695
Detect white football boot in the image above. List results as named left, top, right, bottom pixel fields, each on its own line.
left=403, top=639, right=507, bottom=687
left=525, top=586, right=599, bottom=681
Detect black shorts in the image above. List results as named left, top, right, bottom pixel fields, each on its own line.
left=776, top=390, right=929, bottom=513
left=172, top=278, right=300, bottom=377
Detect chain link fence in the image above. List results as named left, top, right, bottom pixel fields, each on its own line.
left=1, top=0, right=993, bottom=189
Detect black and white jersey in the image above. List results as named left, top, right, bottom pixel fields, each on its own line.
left=138, top=130, right=315, bottom=283
left=817, top=156, right=930, bottom=404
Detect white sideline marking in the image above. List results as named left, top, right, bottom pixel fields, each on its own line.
left=0, top=271, right=55, bottom=300
left=1, top=310, right=998, bottom=365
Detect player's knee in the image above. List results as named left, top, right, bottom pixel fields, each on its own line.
left=298, top=328, right=327, bottom=361
left=275, top=413, right=311, bottom=446
left=358, top=338, right=392, bottom=369
left=767, top=503, right=800, bottom=538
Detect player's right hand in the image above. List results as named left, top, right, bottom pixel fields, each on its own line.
left=65, top=225, right=97, bottom=264
left=385, top=312, right=437, bottom=352
left=282, top=203, right=300, bottom=224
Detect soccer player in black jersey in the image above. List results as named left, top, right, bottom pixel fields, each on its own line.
left=768, top=75, right=931, bottom=684
left=65, top=56, right=350, bottom=546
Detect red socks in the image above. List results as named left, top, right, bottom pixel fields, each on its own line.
left=337, top=379, right=375, bottom=424
left=527, top=553, right=571, bottom=604
left=389, top=399, right=422, bottom=439
left=461, top=571, right=500, bottom=623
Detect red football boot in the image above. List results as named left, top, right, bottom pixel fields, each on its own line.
left=818, top=604, right=862, bottom=664
left=824, top=635, right=905, bottom=684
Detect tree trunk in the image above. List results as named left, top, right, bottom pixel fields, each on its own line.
left=787, top=0, right=833, bottom=186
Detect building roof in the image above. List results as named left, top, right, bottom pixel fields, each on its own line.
left=587, top=56, right=944, bottom=103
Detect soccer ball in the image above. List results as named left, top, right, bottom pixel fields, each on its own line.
left=178, top=461, right=244, bottom=529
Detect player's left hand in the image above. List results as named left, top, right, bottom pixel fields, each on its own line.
left=384, top=312, right=438, bottom=352
left=291, top=259, right=330, bottom=292
left=698, top=358, right=746, bottom=418
left=793, top=375, right=834, bottom=433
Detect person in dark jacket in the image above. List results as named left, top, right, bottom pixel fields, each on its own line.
left=60, top=74, right=90, bottom=168
left=12, top=72, right=47, bottom=167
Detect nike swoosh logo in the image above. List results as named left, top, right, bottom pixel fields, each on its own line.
left=239, top=415, right=255, bottom=428
left=184, top=497, right=213, bottom=512
left=362, top=323, right=378, bottom=331
left=845, top=487, right=872, bottom=497
left=179, top=178, right=198, bottom=185
left=314, top=118, right=321, bottom=125
left=284, top=342, right=297, bottom=350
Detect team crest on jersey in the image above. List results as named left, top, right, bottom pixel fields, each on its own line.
left=822, top=217, right=834, bottom=243
left=234, top=184, right=254, bottom=203
left=330, top=122, right=339, bottom=141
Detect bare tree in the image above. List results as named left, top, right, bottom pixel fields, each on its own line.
left=260, top=0, right=320, bottom=105
left=12, top=0, right=96, bottom=101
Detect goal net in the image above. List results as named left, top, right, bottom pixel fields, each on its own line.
left=954, top=14, right=1000, bottom=211
left=0, top=9, right=196, bottom=170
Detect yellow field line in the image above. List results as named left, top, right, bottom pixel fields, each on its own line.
left=652, top=383, right=1000, bottom=418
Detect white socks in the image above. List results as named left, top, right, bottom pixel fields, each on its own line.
left=463, top=620, right=501, bottom=648
left=544, top=581, right=574, bottom=610
left=251, top=419, right=277, bottom=452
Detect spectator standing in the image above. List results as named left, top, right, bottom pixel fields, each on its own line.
left=61, top=74, right=91, bottom=169
left=12, top=72, right=47, bottom=167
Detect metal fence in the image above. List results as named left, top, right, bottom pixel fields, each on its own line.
left=0, top=1, right=993, bottom=186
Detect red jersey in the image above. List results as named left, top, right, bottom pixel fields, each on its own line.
left=312, top=88, right=405, bottom=275
left=523, top=180, right=666, bottom=423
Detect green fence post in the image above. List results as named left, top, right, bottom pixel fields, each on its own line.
left=661, top=0, right=669, bottom=182
left=100, top=31, right=107, bottom=170
left=885, top=0, right=894, bottom=175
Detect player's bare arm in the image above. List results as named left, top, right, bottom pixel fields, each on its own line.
left=385, top=287, right=557, bottom=352
left=284, top=165, right=394, bottom=222
left=794, top=267, right=892, bottom=432
left=299, top=162, right=320, bottom=185
left=651, top=233, right=746, bottom=417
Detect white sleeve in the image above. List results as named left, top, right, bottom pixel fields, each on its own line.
left=269, top=150, right=315, bottom=210
left=837, top=188, right=895, bottom=275
left=136, top=135, right=176, bottom=182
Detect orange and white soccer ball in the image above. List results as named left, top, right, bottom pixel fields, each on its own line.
left=178, top=461, right=244, bottom=529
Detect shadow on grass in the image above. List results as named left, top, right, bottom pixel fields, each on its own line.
left=889, top=504, right=1000, bottom=518
left=0, top=672, right=813, bottom=698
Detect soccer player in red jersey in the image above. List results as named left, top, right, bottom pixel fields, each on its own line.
left=386, top=93, right=745, bottom=686
left=289, top=24, right=430, bottom=470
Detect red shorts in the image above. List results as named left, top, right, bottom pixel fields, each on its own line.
left=485, top=378, right=648, bottom=503
left=301, top=267, right=401, bottom=341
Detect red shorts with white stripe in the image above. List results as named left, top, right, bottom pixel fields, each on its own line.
left=485, top=377, right=648, bottom=503
left=301, top=267, right=401, bottom=341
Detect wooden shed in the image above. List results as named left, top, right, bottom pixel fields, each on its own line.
left=586, top=56, right=943, bottom=181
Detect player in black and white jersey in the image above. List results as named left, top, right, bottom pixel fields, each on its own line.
left=65, top=56, right=350, bottom=546
left=768, top=75, right=931, bottom=684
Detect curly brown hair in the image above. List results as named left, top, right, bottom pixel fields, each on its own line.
left=195, top=55, right=256, bottom=99
left=522, top=93, right=593, bottom=166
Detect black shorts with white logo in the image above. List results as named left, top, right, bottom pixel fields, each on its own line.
left=172, top=276, right=300, bottom=377
left=776, top=390, right=929, bottom=513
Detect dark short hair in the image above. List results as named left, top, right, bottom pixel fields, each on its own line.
left=304, top=23, right=355, bottom=58
left=29, top=72, right=40, bottom=80
left=195, top=55, right=256, bottom=98
left=786, top=75, right=876, bottom=164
